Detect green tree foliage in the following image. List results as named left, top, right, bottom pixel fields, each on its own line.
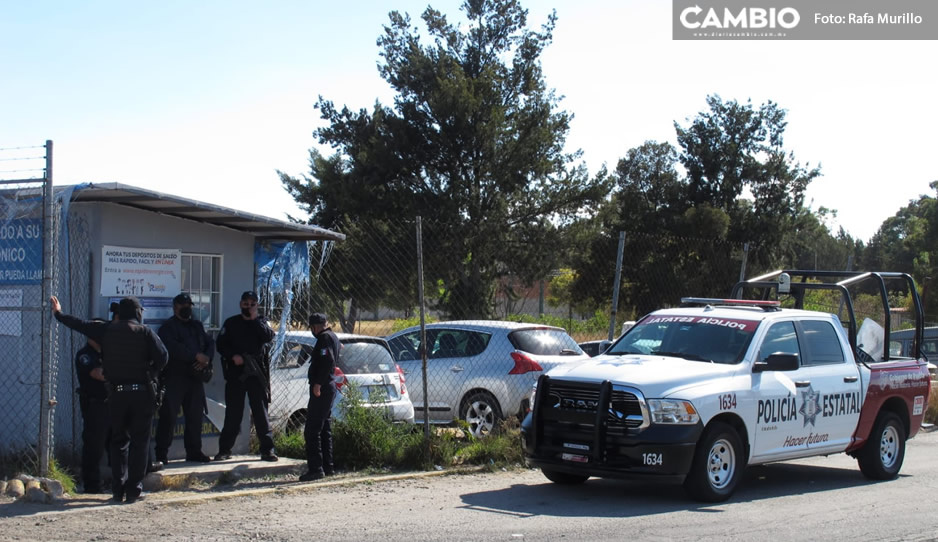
left=675, top=96, right=821, bottom=260
left=566, top=96, right=843, bottom=317
left=862, top=181, right=938, bottom=322
left=282, top=0, right=606, bottom=320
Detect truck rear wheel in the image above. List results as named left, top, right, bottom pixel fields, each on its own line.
left=683, top=421, right=743, bottom=502
left=542, top=469, right=589, bottom=485
left=857, top=411, right=906, bottom=480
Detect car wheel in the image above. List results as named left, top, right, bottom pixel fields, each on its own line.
left=460, top=391, right=502, bottom=438
left=857, top=411, right=906, bottom=480
left=286, top=410, right=307, bottom=433
left=683, top=421, right=744, bottom=502
left=542, top=468, right=589, bottom=485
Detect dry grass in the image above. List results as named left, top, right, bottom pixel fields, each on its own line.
left=354, top=320, right=397, bottom=337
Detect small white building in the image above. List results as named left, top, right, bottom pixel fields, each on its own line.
left=0, top=182, right=343, bottom=463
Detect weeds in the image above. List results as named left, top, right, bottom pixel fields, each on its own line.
left=47, top=458, right=77, bottom=494
left=273, top=386, right=523, bottom=472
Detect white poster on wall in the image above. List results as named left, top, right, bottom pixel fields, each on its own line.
left=101, top=245, right=181, bottom=298
left=0, top=288, right=23, bottom=336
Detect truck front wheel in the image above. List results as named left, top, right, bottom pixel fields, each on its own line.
left=683, top=422, right=744, bottom=502
left=857, top=411, right=906, bottom=480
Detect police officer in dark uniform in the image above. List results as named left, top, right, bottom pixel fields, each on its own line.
left=299, top=312, right=339, bottom=482
left=74, top=323, right=109, bottom=493
left=110, top=301, right=164, bottom=474
left=155, top=293, right=215, bottom=463
left=215, top=291, right=278, bottom=462
left=51, top=295, right=168, bottom=504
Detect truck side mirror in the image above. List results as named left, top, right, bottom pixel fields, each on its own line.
left=753, top=353, right=800, bottom=373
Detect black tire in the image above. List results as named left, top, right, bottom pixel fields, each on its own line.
left=857, top=411, right=906, bottom=480
left=683, top=421, right=744, bottom=502
left=460, top=391, right=503, bottom=438
left=542, top=468, right=589, bottom=485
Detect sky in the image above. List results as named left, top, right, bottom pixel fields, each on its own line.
left=2, top=1, right=936, bottom=242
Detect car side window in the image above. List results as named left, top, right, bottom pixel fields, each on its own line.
left=387, top=332, right=420, bottom=361
left=277, top=344, right=312, bottom=369
left=924, top=339, right=937, bottom=356
left=800, top=320, right=845, bottom=364
left=760, top=322, right=801, bottom=363
left=431, top=330, right=470, bottom=358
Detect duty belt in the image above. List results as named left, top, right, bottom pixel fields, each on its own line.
left=114, top=383, right=145, bottom=392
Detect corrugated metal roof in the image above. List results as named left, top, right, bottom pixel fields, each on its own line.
left=64, top=182, right=345, bottom=242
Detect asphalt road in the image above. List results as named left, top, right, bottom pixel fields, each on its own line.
left=2, top=429, right=937, bottom=541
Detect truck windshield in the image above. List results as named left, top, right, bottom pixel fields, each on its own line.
left=606, top=315, right=758, bottom=364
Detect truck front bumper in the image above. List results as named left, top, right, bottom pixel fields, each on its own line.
left=521, top=412, right=701, bottom=481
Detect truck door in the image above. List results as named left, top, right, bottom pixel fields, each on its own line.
left=790, top=319, right=862, bottom=454
left=752, top=321, right=809, bottom=460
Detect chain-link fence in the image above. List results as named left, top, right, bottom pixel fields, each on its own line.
left=260, top=217, right=936, bottom=440
left=261, top=218, right=755, bottom=437
left=0, top=142, right=54, bottom=477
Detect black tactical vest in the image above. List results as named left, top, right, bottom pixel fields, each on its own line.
left=102, top=320, right=152, bottom=384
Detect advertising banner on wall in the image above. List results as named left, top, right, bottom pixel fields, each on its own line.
left=100, top=245, right=181, bottom=298
left=0, top=218, right=42, bottom=285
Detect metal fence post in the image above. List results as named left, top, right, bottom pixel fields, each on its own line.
left=607, top=231, right=625, bottom=341
left=416, top=217, right=429, bottom=446
left=39, top=140, right=54, bottom=475
left=738, top=242, right=750, bottom=285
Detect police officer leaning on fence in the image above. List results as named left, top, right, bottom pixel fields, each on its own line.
left=110, top=302, right=165, bottom=475
left=299, top=312, right=338, bottom=482
left=155, top=293, right=215, bottom=464
left=215, top=290, right=278, bottom=462
left=73, top=322, right=110, bottom=493
left=51, top=295, right=168, bottom=504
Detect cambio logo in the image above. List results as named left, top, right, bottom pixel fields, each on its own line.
left=680, top=4, right=800, bottom=29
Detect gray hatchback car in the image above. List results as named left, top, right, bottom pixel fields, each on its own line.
left=386, top=321, right=589, bottom=436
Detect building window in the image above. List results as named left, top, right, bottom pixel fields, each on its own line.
left=181, top=253, right=222, bottom=330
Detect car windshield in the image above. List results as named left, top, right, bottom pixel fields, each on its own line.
left=509, top=328, right=583, bottom=356
left=338, top=341, right=395, bottom=374
left=606, top=315, right=758, bottom=364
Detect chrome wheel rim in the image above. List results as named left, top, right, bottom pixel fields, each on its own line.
left=879, top=424, right=900, bottom=469
left=706, top=438, right=736, bottom=490
left=465, top=400, right=495, bottom=437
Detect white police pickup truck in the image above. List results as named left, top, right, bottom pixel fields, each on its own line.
left=521, top=271, right=932, bottom=502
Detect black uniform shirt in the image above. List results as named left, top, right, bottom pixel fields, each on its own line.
left=55, top=312, right=168, bottom=384
left=216, top=314, right=274, bottom=377
left=309, top=327, right=340, bottom=387
left=75, top=344, right=107, bottom=400
left=158, top=316, right=216, bottom=379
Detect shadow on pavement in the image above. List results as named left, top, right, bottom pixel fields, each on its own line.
left=459, top=462, right=885, bottom=518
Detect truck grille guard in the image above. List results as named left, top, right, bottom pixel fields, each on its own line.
left=531, top=375, right=649, bottom=464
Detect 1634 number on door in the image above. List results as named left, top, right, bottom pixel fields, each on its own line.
left=719, top=393, right=737, bottom=410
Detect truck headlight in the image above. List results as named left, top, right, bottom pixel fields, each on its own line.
left=647, top=399, right=699, bottom=424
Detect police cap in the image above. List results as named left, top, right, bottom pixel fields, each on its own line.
left=309, top=312, right=327, bottom=326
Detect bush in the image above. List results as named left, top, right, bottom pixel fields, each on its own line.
left=274, top=385, right=524, bottom=472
